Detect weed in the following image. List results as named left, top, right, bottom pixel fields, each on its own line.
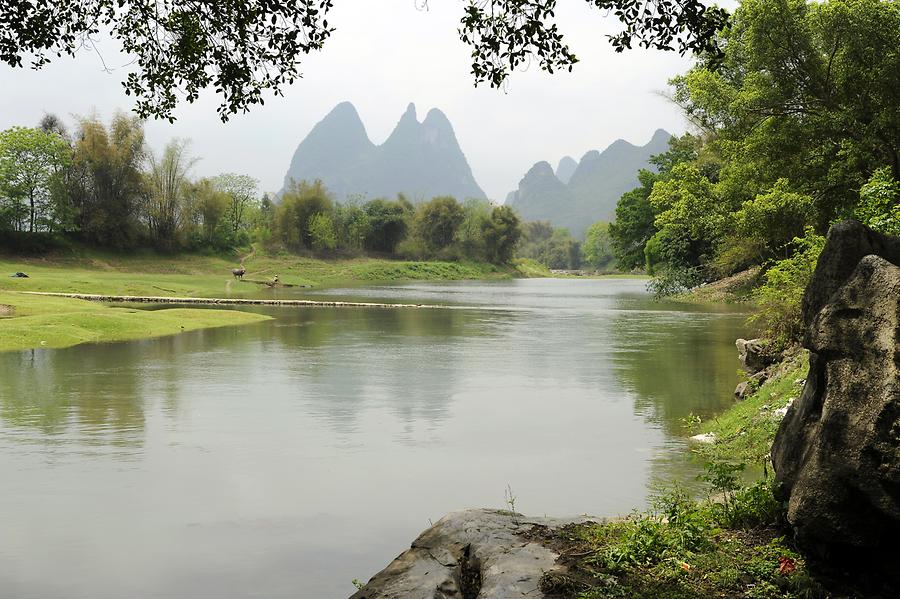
left=699, top=460, right=745, bottom=524
left=504, top=484, right=520, bottom=525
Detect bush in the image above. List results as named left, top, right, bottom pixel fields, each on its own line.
left=735, top=180, right=815, bottom=260
left=749, top=229, right=824, bottom=347
left=274, top=179, right=333, bottom=250
left=364, top=198, right=409, bottom=253
left=728, top=480, right=780, bottom=529
left=646, top=264, right=704, bottom=297
left=599, top=487, right=712, bottom=573
left=413, top=196, right=464, bottom=253
left=854, top=168, right=900, bottom=235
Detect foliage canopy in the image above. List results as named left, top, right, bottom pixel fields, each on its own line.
left=1, top=0, right=727, bottom=120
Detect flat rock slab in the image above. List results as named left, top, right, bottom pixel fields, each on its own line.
left=350, top=509, right=599, bottom=599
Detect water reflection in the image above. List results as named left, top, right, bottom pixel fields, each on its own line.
left=610, top=307, right=746, bottom=434
left=0, top=279, right=747, bottom=599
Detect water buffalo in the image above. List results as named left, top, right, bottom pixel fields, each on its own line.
left=231, top=268, right=246, bottom=279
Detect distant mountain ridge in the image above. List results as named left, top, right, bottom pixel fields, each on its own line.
left=281, top=102, right=485, bottom=202
left=505, top=129, right=671, bottom=237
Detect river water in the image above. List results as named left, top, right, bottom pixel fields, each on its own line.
left=0, top=278, right=747, bottom=598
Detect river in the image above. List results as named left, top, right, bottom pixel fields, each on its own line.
left=0, top=278, right=747, bottom=598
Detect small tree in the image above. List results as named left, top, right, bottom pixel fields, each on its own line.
left=582, top=221, right=615, bottom=271
left=482, top=205, right=522, bottom=264
left=189, top=178, right=231, bottom=248
left=364, top=198, right=409, bottom=253
left=274, top=179, right=333, bottom=250
left=308, top=212, right=337, bottom=251
left=213, top=172, right=259, bottom=235
left=414, top=196, right=464, bottom=254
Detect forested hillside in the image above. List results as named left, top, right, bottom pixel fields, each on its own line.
left=607, top=0, right=899, bottom=342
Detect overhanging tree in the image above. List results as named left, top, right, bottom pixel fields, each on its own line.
left=1, top=0, right=728, bottom=121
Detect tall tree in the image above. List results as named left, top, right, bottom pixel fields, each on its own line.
left=481, top=205, right=522, bottom=265
left=144, top=139, right=195, bottom=248
left=212, top=173, right=259, bottom=235
left=0, top=126, right=71, bottom=233
left=69, top=113, right=146, bottom=247
left=672, top=0, right=900, bottom=223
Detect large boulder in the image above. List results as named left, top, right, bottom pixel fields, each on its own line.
left=772, top=221, right=900, bottom=579
left=349, top=509, right=597, bottom=599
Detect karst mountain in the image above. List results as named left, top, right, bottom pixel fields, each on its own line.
left=505, top=129, right=671, bottom=237
left=281, top=102, right=485, bottom=202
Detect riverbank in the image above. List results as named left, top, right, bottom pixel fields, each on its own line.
left=680, top=267, right=763, bottom=305
left=0, top=290, right=270, bottom=352
left=529, top=354, right=831, bottom=599
left=0, top=249, right=548, bottom=352
left=0, top=248, right=546, bottom=298
left=352, top=351, right=852, bottom=598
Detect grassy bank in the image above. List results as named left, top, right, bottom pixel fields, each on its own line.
left=0, top=248, right=547, bottom=298
left=0, top=251, right=550, bottom=297
left=0, top=248, right=551, bottom=352
left=534, top=480, right=831, bottom=599
left=0, top=290, right=270, bottom=352
left=529, top=353, right=850, bottom=598
left=689, top=354, right=809, bottom=465
left=679, top=267, right=763, bottom=305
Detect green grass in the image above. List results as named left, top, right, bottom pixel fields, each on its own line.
left=689, top=353, right=809, bottom=465
left=0, top=246, right=547, bottom=352
left=0, top=290, right=270, bottom=352
left=0, top=247, right=536, bottom=298
left=536, top=483, right=828, bottom=599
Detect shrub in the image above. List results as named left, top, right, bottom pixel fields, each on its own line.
left=599, top=487, right=712, bottom=573
left=274, top=179, right=333, bottom=249
left=749, top=229, right=824, bottom=347
left=854, top=167, right=900, bottom=235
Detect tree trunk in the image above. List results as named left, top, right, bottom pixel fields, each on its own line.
left=29, top=189, right=35, bottom=233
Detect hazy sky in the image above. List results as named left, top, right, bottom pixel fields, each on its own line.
left=1, top=0, right=704, bottom=200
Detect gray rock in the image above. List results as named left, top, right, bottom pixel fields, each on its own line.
left=772, top=221, right=900, bottom=580
left=734, top=381, right=753, bottom=400
left=735, top=371, right=769, bottom=400
left=800, top=220, right=900, bottom=332
left=349, top=509, right=599, bottom=599
left=735, top=338, right=781, bottom=373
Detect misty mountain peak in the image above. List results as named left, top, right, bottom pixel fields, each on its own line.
left=506, top=129, right=673, bottom=237
left=423, top=108, right=452, bottom=129
left=281, top=102, right=485, bottom=201
left=555, top=156, right=578, bottom=185
left=403, top=102, right=418, bottom=120
left=650, top=128, right=672, bottom=144
left=525, top=161, right=556, bottom=179
left=603, top=138, right=638, bottom=154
